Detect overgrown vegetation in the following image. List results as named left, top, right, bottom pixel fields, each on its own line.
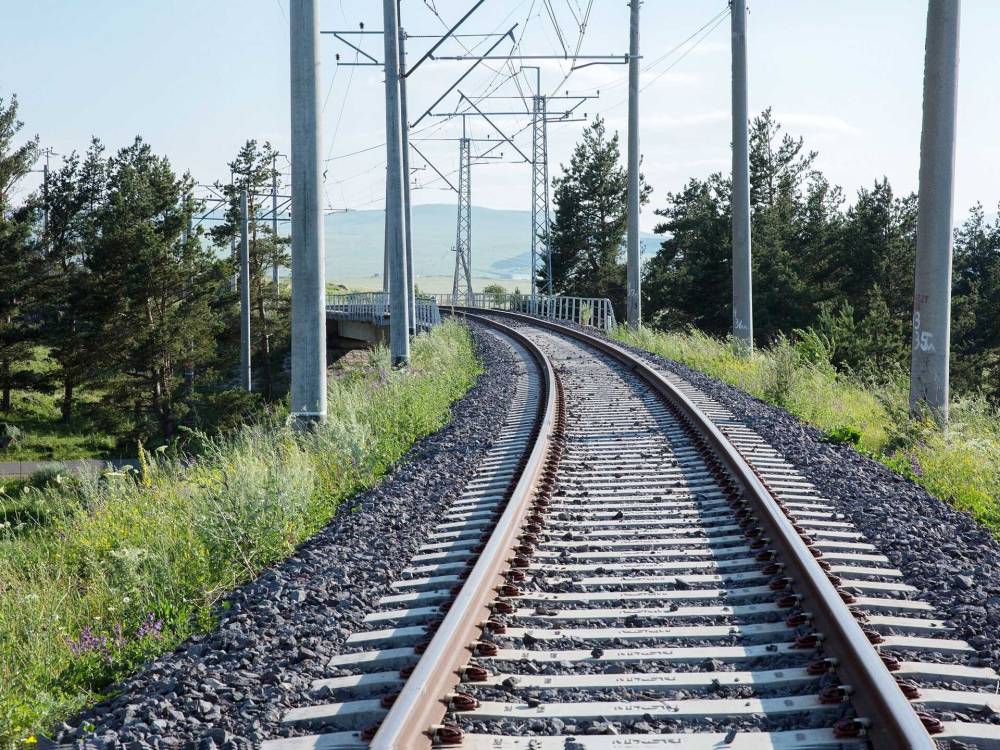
left=613, top=325, right=1000, bottom=535
left=0, top=321, right=480, bottom=745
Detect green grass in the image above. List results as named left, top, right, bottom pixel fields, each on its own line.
left=0, top=320, right=481, bottom=747
left=0, top=348, right=117, bottom=461
left=613, top=325, right=1000, bottom=535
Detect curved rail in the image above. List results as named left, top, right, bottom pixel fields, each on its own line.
left=445, top=309, right=936, bottom=750
left=368, top=316, right=561, bottom=750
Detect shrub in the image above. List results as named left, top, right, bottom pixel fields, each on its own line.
left=0, top=423, right=22, bottom=451
left=823, top=425, right=862, bottom=446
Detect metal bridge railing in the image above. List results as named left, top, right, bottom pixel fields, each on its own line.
left=327, top=292, right=441, bottom=330
left=433, top=292, right=617, bottom=332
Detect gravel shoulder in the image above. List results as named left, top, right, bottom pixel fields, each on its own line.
left=60, top=322, right=519, bottom=750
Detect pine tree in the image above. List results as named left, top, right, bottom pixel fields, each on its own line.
left=644, top=174, right=732, bottom=334
left=37, top=139, right=108, bottom=420
left=952, top=204, right=1000, bottom=399
left=540, top=117, right=650, bottom=312
left=0, top=95, right=40, bottom=411
left=90, top=138, right=225, bottom=439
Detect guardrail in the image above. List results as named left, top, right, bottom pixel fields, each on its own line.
left=327, top=292, right=441, bottom=330
left=432, top=293, right=617, bottom=332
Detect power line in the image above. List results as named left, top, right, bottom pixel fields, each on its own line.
left=598, top=6, right=730, bottom=114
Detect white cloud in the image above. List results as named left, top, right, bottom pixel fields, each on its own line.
left=775, top=113, right=863, bottom=137
left=611, top=111, right=728, bottom=130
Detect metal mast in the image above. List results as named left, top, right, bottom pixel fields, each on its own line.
left=452, top=119, right=473, bottom=301
left=271, top=153, right=279, bottom=284
left=625, top=0, right=641, bottom=328
left=383, top=0, right=411, bottom=364
left=531, top=93, right=551, bottom=298
left=909, top=0, right=961, bottom=422
left=289, top=0, right=328, bottom=424
left=399, top=24, right=417, bottom=330
left=730, top=0, right=753, bottom=351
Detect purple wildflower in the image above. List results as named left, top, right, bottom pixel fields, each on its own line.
left=135, top=612, right=163, bottom=639
left=66, top=626, right=109, bottom=657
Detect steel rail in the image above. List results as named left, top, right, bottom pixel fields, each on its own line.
left=451, top=309, right=936, bottom=750
left=368, top=316, right=560, bottom=750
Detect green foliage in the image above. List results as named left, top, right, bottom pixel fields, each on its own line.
left=613, top=325, right=1000, bottom=539
left=0, top=422, right=22, bottom=451
left=541, top=117, right=651, bottom=314
left=482, top=283, right=506, bottom=304
left=642, top=108, right=1000, bottom=403
left=823, top=425, right=862, bottom=446
left=0, top=320, right=480, bottom=745
left=0, top=95, right=41, bottom=414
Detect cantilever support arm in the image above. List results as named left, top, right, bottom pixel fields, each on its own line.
left=458, top=91, right=531, bottom=164
left=405, top=0, right=488, bottom=78
left=410, top=143, right=458, bottom=193
left=410, top=25, right=518, bottom=128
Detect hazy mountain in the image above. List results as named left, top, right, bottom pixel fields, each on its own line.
left=325, top=204, right=661, bottom=281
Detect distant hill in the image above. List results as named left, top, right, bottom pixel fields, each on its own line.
left=325, top=204, right=661, bottom=281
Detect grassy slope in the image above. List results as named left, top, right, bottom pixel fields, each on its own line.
left=0, top=320, right=481, bottom=746
left=0, top=349, right=116, bottom=462
left=613, top=326, right=1000, bottom=534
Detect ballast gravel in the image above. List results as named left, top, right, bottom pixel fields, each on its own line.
left=58, top=323, right=519, bottom=750
left=498, top=313, right=1000, bottom=679
left=613, top=341, right=1000, bottom=677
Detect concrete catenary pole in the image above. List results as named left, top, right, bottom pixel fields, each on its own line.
left=625, top=0, right=642, bottom=329
left=271, top=153, right=279, bottom=285
left=239, top=189, right=252, bottom=391
left=730, top=0, right=753, bottom=352
left=289, top=0, right=328, bottom=424
left=910, top=0, right=961, bottom=422
left=399, top=23, right=417, bottom=332
left=383, top=0, right=411, bottom=365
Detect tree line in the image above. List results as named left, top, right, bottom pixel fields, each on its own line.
left=545, top=112, right=1000, bottom=401
left=0, top=95, right=290, bottom=449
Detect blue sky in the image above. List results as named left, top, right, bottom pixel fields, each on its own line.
left=3, top=1, right=998, bottom=232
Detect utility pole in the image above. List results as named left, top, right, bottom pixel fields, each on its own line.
left=184, top=197, right=195, bottom=394
left=399, top=23, right=417, bottom=331
left=625, top=0, right=641, bottom=329
left=42, top=149, right=51, bottom=249
left=453, top=117, right=473, bottom=302
left=239, top=189, right=252, bottom=391
left=271, top=153, right=279, bottom=285
left=383, top=0, right=411, bottom=365
left=910, top=0, right=961, bottom=422
left=730, top=0, right=753, bottom=352
left=289, top=0, right=328, bottom=424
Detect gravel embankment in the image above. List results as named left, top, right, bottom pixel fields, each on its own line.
left=59, top=322, right=519, bottom=750
left=614, top=342, right=1000, bottom=677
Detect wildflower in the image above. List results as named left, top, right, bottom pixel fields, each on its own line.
left=136, top=612, right=164, bottom=639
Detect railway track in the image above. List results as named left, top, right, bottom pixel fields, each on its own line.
left=264, top=312, right=1000, bottom=750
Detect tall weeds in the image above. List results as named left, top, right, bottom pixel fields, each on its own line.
left=0, top=320, right=480, bottom=745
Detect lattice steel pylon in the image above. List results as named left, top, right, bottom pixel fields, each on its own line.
left=452, top=135, right=473, bottom=302
left=531, top=94, right=552, bottom=299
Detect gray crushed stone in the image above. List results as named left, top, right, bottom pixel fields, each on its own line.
left=57, top=323, right=519, bottom=750
left=613, top=341, right=1000, bottom=674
